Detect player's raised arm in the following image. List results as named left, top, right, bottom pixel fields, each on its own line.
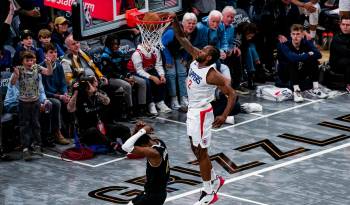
left=170, top=13, right=201, bottom=59
left=207, top=68, right=236, bottom=128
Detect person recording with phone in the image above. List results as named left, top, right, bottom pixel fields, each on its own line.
left=66, top=76, right=131, bottom=153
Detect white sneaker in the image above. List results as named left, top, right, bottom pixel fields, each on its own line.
left=156, top=101, right=172, bottom=113
left=225, top=116, right=235, bottom=124
left=170, top=97, right=181, bottom=110
left=193, top=190, right=218, bottom=205
left=310, top=88, right=328, bottom=99
left=212, top=175, right=225, bottom=193
left=294, top=91, right=304, bottom=102
left=241, top=103, right=263, bottom=113
left=148, top=102, right=158, bottom=115
left=180, top=96, right=189, bottom=107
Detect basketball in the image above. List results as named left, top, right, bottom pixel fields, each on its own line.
left=142, top=12, right=161, bottom=31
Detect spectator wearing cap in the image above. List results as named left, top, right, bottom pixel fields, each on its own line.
left=38, top=29, right=65, bottom=58
left=51, top=16, right=70, bottom=52
left=13, top=29, right=45, bottom=65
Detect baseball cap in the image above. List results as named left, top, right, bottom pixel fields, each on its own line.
left=54, top=16, right=68, bottom=25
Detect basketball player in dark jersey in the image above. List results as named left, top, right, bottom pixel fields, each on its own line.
left=122, top=121, right=170, bottom=205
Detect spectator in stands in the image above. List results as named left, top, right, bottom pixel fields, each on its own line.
left=16, top=0, right=50, bottom=35
left=129, top=45, right=171, bottom=115
left=51, top=16, right=70, bottom=52
left=194, top=10, right=222, bottom=50
left=329, top=16, right=350, bottom=92
left=0, top=49, right=12, bottom=72
left=236, top=22, right=260, bottom=89
left=67, top=76, right=130, bottom=153
left=302, top=0, right=321, bottom=40
left=219, top=6, right=248, bottom=94
left=41, top=43, right=70, bottom=145
left=277, top=24, right=327, bottom=102
left=61, top=34, right=108, bottom=88
left=10, top=51, right=53, bottom=161
left=0, top=0, right=14, bottom=48
left=38, top=29, right=65, bottom=58
left=100, top=36, right=148, bottom=117
left=13, top=29, right=45, bottom=65
left=162, top=16, right=190, bottom=109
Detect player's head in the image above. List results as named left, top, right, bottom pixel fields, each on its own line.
left=196, top=45, right=220, bottom=65
left=134, top=134, right=152, bottom=147
left=208, top=10, right=222, bottom=30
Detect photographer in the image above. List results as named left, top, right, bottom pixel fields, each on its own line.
left=67, top=76, right=130, bottom=152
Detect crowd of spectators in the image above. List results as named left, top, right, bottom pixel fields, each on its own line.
left=1, top=0, right=349, bottom=161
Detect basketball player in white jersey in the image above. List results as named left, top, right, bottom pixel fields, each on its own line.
left=170, top=13, right=236, bottom=205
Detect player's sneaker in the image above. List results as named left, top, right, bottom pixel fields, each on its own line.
left=194, top=191, right=218, bottom=205
left=306, top=88, right=328, bottom=99
left=293, top=91, right=304, bottom=102
left=212, top=175, right=225, bottom=193
left=156, top=101, right=172, bottom=113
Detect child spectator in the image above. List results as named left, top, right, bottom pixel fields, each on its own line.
left=10, top=50, right=53, bottom=161
left=38, top=29, right=65, bottom=58
left=13, top=29, right=45, bottom=65
left=41, top=43, right=70, bottom=145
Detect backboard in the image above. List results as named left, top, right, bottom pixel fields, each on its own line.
left=72, top=0, right=182, bottom=40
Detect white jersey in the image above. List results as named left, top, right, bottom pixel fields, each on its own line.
left=187, top=61, right=217, bottom=109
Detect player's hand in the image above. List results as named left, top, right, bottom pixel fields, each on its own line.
left=142, top=125, right=154, bottom=134
left=212, top=115, right=226, bottom=128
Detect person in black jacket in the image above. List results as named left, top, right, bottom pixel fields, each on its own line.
left=277, top=24, right=327, bottom=102
left=329, top=16, right=350, bottom=92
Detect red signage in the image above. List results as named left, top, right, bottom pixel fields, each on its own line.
left=44, top=0, right=114, bottom=21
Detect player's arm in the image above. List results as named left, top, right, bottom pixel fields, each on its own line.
left=170, top=13, right=201, bottom=59
left=207, top=68, right=236, bottom=128
left=122, top=126, right=162, bottom=165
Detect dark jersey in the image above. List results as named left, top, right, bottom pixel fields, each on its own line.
left=144, top=139, right=170, bottom=194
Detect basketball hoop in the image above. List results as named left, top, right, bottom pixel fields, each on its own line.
left=126, top=9, right=173, bottom=53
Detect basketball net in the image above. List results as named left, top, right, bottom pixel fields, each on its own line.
left=125, top=10, right=172, bottom=53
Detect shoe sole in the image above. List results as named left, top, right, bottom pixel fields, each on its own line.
left=209, top=193, right=219, bottom=204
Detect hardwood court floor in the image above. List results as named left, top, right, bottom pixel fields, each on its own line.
left=1, top=92, right=350, bottom=205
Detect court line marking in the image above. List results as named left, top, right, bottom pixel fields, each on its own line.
left=219, top=193, right=269, bottom=205
left=165, top=141, right=350, bottom=203
left=248, top=112, right=264, bottom=117
left=253, top=174, right=264, bottom=178
left=43, top=153, right=96, bottom=168
left=93, top=157, right=127, bottom=167
left=213, top=99, right=323, bottom=132
left=43, top=153, right=126, bottom=168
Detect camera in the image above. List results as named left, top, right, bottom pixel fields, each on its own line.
left=73, top=75, right=96, bottom=92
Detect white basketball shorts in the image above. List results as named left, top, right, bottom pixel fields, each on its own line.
left=186, top=105, right=214, bottom=148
